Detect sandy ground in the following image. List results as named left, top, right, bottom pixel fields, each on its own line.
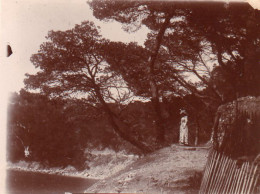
left=7, top=149, right=139, bottom=179
left=85, top=144, right=210, bottom=194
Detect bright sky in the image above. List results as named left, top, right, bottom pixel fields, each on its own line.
left=0, top=1, right=149, bottom=189
left=1, top=0, right=259, bottom=92
left=0, top=0, right=149, bottom=93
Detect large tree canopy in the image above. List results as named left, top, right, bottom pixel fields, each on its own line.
left=90, top=0, right=260, bottom=101
left=25, top=21, right=153, bottom=153
left=24, top=1, right=260, bottom=152
left=26, top=21, right=104, bottom=98
left=186, top=3, right=260, bottom=98
left=89, top=1, right=260, bottom=145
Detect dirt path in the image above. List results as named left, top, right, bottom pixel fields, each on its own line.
left=85, top=145, right=210, bottom=194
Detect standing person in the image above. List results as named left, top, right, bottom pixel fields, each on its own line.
left=179, top=109, right=189, bottom=145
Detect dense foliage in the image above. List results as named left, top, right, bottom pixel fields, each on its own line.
left=90, top=1, right=260, bottom=144
left=213, top=97, right=260, bottom=159
left=7, top=2, right=260, bottom=168
left=7, top=90, right=90, bottom=169
left=7, top=90, right=214, bottom=168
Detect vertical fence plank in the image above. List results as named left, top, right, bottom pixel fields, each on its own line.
left=222, top=158, right=236, bottom=193
left=199, top=150, right=259, bottom=194
left=210, top=153, right=224, bottom=192
left=239, top=162, right=248, bottom=193
left=230, top=166, right=239, bottom=194
left=245, top=162, right=256, bottom=193
left=211, top=154, right=228, bottom=193
left=218, top=157, right=231, bottom=193
left=199, top=150, right=212, bottom=193
left=241, top=162, right=250, bottom=194
left=251, top=173, right=259, bottom=194
left=212, top=155, right=227, bottom=193
left=202, top=151, right=217, bottom=194
left=215, top=156, right=231, bottom=194
left=247, top=164, right=258, bottom=194
left=207, top=152, right=221, bottom=193
left=235, top=162, right=246, bottom=193
left=199, top=150, right=215, bottom=193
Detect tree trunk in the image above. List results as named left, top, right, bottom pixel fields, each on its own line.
left=212, top=110, right=221, bottom=150
left=93, top=86, right=152, bottom=154
left=151, top=95, right=165, bottom=143
left=244, top=9, right=259, bottom=96
left=195, top=116, right=200, bottom=146
left=148, top=13, right=173, bottom=144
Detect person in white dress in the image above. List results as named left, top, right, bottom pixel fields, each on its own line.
left=179, top=109, right=189, bottom=145
left=24, top=146, right=30, bottom=157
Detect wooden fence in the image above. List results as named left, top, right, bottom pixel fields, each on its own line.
left=199, top=150, right=259, bottom=194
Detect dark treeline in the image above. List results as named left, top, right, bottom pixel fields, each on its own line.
left=7, top=1, right=260, bottom=170
left=7, top=90, right=213, bottom=169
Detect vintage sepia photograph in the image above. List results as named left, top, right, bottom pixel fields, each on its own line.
left=1, top=0, right=260, bottom=193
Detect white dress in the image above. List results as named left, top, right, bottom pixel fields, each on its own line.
left=179, top=115, right=188, bottom=144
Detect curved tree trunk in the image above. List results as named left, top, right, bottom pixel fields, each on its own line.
left=94, top=86, right=152, bottom=154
